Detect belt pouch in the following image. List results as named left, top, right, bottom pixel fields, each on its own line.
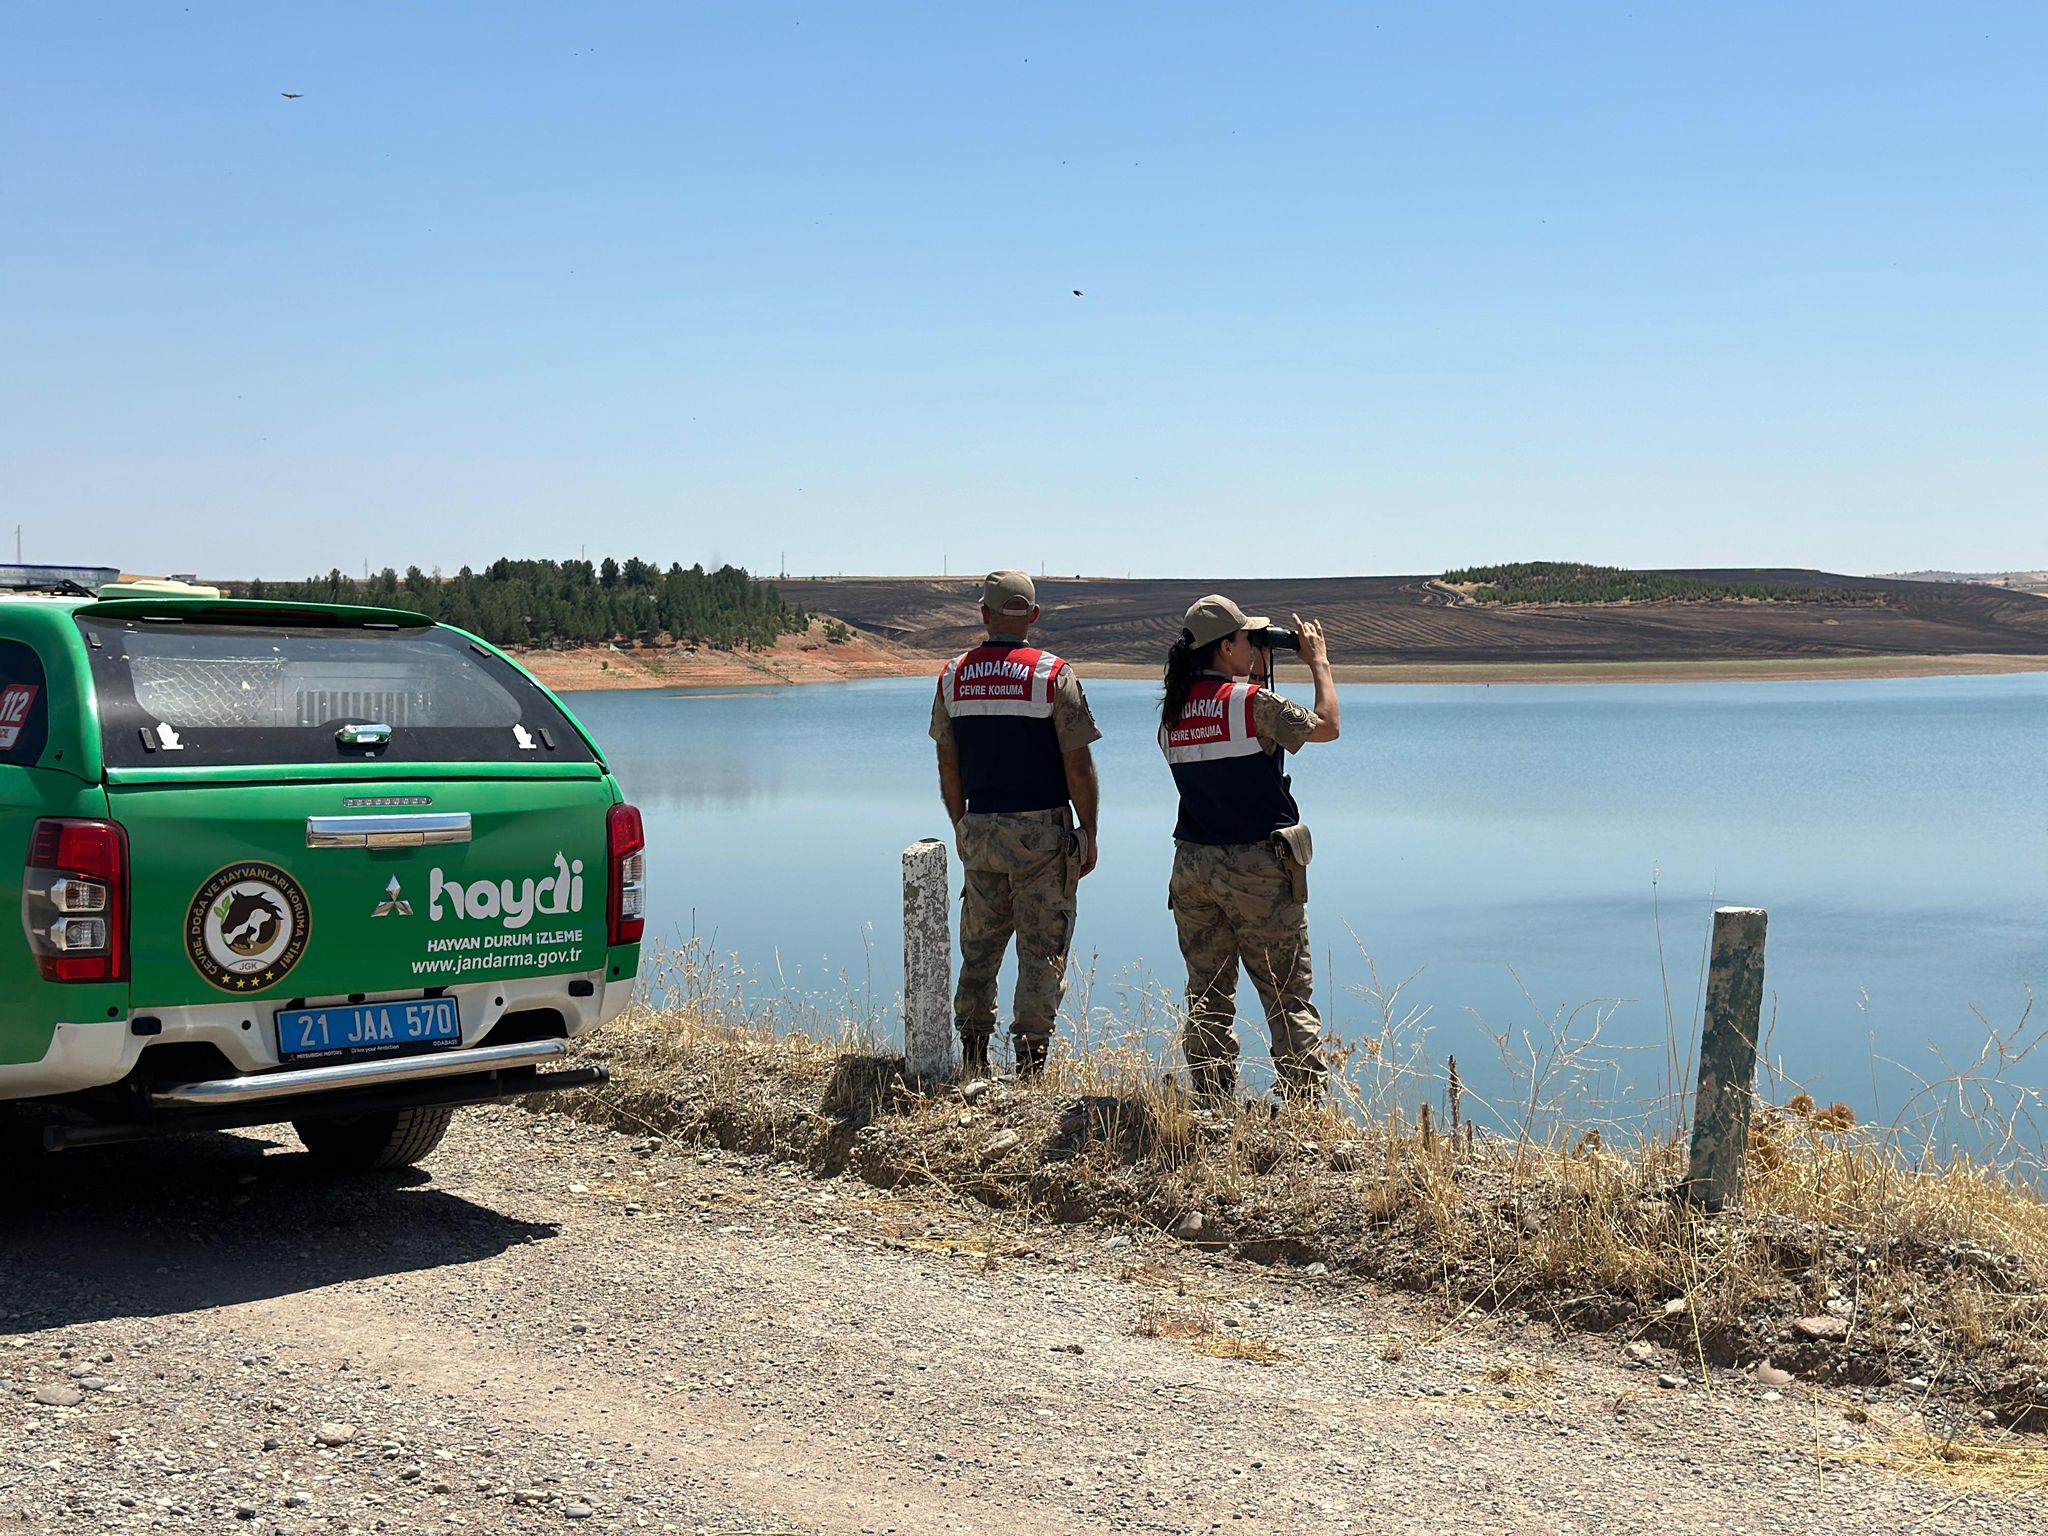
left=1273, top=823, right=1313, bottom=902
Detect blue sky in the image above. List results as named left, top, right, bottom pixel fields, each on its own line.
left=3, top=3, right=2042, bottom=580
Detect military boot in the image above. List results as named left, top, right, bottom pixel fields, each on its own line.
left=959, top=1032, right=992, bottom=1079
left=1013, top=1033, right=1050, bottom=1080
left=1188, top=1059, right=1237, bottom=1110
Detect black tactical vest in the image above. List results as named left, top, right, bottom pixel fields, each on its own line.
left=939, top=642, right=1071, bottom=814
left=1159, top=678, right=1301, bottom=844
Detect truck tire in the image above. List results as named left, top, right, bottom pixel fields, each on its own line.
left=292, top=1106, right=456, bottom=1171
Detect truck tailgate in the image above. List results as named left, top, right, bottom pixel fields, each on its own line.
left=114, top=775, right=616, bottom=1007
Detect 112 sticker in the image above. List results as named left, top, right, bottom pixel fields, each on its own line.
left=0, top=684, right=38, bottom=751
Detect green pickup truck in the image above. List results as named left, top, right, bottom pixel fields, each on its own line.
left=0, top=576, right=642, bottom=1168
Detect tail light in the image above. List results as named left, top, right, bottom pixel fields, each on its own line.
left=606, top=802, right=646, bottom=946
left=22, top=818, right=130, bottom=983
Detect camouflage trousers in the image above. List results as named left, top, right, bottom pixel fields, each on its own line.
left=1169, top=840, right=1325, bottom=1101
left=955, top=809, right=1081, bottom=1046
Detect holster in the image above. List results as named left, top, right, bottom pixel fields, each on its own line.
left=1272, top=823, right=1313, bottom=903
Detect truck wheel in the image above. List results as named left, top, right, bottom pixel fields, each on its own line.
left=292, top=1106, right=456, bottom=1171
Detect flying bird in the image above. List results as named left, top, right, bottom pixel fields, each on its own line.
left=281, top=92, right=304, bottom=99
left=1071, top=289, right=1083, bottom=296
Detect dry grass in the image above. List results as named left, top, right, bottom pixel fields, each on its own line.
left=543, top=943, right=2048, bottom=1430
left=1822, top=1398, right=2048, bottom=1499
left=1135, top=1307, right=1293, bottom=1363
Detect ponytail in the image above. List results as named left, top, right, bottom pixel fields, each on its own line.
left=1161, top=629, right=1224, bottom=729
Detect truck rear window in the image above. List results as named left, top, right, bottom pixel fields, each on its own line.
left=78, top=617, right=598, bottom=769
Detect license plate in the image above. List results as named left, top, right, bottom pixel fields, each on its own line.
left=276, top=996, right=461, bottom=1062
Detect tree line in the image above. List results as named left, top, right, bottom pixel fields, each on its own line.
left=1441, top=562, right=1878, bottom=607
left=237, top=558, right=808, bottom=650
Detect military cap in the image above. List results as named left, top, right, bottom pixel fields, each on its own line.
left=1181, top=593, right=1271, bottom=647
left=982, top=570, right=1037, bottom=616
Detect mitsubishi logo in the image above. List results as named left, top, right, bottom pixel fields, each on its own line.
left=371, top=876, right=413, bottom=918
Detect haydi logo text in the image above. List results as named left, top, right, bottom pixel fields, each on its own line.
left=428, top=852, right=585, bottom=930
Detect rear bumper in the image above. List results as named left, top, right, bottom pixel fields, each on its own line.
left=1, top=969, right=633, bottom=1100
left=41, top=1049, right=606, bottom=1152
left=149, top=1038, right=570, bottom=1107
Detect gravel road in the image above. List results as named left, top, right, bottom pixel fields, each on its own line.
left=2, top=1105, right=2040, bottom=1534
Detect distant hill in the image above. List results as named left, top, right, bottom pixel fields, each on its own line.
left=1881, top=570, right=2048, bottom=593
left=780, top=569, right=2048, bottom=666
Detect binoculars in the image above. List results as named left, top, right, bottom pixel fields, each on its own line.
left=1250, top=626, right=1302, bottom=653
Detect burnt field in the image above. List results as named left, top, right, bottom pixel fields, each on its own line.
left=780, top=571, right=2048, bottom=667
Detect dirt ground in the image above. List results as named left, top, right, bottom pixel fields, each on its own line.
left=508, top=615, right=2048, bottom=697
left=514, top=619, right=938, bottom=694
left=521, top=643, right=2048, bottom=695
left=3, top=1106, right=2042, bottom=1535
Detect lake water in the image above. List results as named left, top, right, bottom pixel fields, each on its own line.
left=566, top=674, right=2048, bottom=1134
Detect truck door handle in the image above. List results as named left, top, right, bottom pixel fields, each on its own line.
left=306, top=813, right=473, bottom=849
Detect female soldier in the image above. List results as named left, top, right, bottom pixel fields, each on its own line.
left=1158, top=595, right=1340, bottom=1103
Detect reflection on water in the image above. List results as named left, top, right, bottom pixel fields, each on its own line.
left=594, top=691, right=789, bottom=810
left=564, top=674, right=2048, bottom=1124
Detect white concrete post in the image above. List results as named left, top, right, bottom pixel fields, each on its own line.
left=902, top=838, right=955, bottom=1082
left=1685, top=907, right=1769, bottom=1212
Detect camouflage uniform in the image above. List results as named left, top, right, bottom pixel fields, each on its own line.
left=1169, top=687, right=1325, bottom=1101
left=953, top=810, right=1082, bottom=1049
left=930, top=669, right=1099, bottom=1055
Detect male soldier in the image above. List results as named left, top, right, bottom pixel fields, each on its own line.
left=931, top=570, right=1100, bottom=1077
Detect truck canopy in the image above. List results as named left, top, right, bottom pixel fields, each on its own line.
left=76, top=610, right=598, bottom=771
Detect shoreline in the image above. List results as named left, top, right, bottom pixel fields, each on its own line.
left=521, top=646, right=2048, bottom=693
left=1094, top=652, right=2048, bottom=685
